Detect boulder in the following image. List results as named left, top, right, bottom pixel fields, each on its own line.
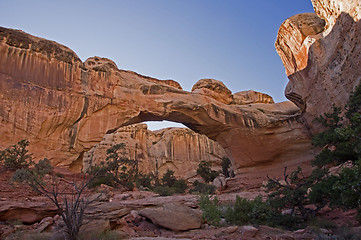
left=79, top=219, right=110, bottom=237
left=240, top=225, right=259, bottom=238
left=34, top=216, right=54, bottom=233
left=212, top=174, right=227, bottom=191
left=0, top=200, right=58, bottom=224
left=139, top=203, right=202, bottom=231
left=84, top=202, right=130, bottom=221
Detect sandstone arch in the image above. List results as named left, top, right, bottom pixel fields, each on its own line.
left=0, top=28, right=312, bottom=173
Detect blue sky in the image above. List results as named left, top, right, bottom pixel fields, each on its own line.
left=0, top=0, right=314, bottom=130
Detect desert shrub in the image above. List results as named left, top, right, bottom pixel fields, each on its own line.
left=153, top=169, right=188, bottom=195
left=0, top=140, right=33, bottom=170
left=136, top=173, right=154, bottom=189
left=161, top=169, right=176, bottom=187
left=198, top=194, right=298, bottom=229
left=87, top=143, right=138, bottom=190
left=34, top=158, right=53, bottom=177
left=153, top=185, right=175, bottom=196
left=87, top=165, right=115, bottom=188
left=13, top=167, right=98, bottom=240
left=327, top=161, right=361, bottom=222
left=198, top=195, right=221, bottom=225
left=196, top=161, right=219, bottom=183
left=12, top=168, right=34, bottom=183
left=172, top=178, right=188, bottom=193
left=189, top=180, right=215, bottom=195
left=266, top=167, right=325, bottom=221
left=221, top=157, right=231, bottom=178
left=225, top=195, right=276, bottom=226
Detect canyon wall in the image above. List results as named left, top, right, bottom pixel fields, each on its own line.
left=276, top=0, right=361, bottom=132
left=83, top=124, right=227, bottom=178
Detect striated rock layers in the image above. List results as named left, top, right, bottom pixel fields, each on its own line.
left=276, top=0, right=361, bottom=132
left=83, top=124, right=227, bottom=179
left=0, top=26, right=312, bottom=173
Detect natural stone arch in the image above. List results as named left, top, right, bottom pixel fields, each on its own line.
left=0, top=27, right=312, bottom=174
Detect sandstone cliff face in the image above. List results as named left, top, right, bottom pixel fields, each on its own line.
left=0, top=26, right=313, bottom=173
left=276, top=0, right=361, bottom=132
left=83, top=124, right=227, bottom=178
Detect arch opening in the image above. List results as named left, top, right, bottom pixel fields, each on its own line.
left=144, top=120, right=188, bottom=131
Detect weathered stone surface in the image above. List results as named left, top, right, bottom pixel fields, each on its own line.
left=0, top=200, right=58, bottom=224
left=84, top=124, right=227, bottom=178
left=139, top=203, right=202, bottom=231
left=0, top=26, right=313, bottom=174
left=79, top=219, right=110, bottom=237
left=84, top=202, right=130, bottom=221
left=191, top=78, right=233, bottom=104
left=276, top=1, right=361, bottom=132
left=233, top=90, right=274, bottom=105
left=275, top=13, right=326, bottom=77
left=212, top=174, right=227, bottom=191
left=311, top=0, right=361, bottom=29
left=240, top=225, right=259, bottom=238
left=34, top=217, right=54, bottom=233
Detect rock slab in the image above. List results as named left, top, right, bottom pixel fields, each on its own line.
left=139, top=203, right=202, bottom=231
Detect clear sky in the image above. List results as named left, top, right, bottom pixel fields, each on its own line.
left=0, top=0, right=314, bottom=130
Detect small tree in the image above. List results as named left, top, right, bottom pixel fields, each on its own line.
left=154, top=169, right=188, bottom=196
left=266, top=167, right=327, bottom=221
left=221, top=157, right=231, bottom=178
left=161, top=169, right=176, bottom=187
left=0, top=140, right=33, bottom=170
left=88, top=143, right=138, bottom=190
left=12, top=168, right=98, bottom=240
left=197, top=161, right=219, bottom=183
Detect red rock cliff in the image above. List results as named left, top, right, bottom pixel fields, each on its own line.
left=276, top=0, right=361, bottom=132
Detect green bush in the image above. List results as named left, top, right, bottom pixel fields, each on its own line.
left=161, top=169, right=176, bottom=187
left=198, top=195, right=221, bottom=225
left=189, top=180, right=215, bottom=195
left=136, top=173, right=154, bottom=189
left=34, top=158, right=53, bottom=177
left=11, top=168, right=34, bottom=183
left=153, top=169, right=188, bottom=195
left=87, top=143, right=138, bottom=190
left=154, top=185, right=175, bottom=196
left=221, top=157, right=231, bottom=178
left=225, top=195, right=271, bottom=225
left=87, top=165, right=116, bottom=188
left=196, top=161, right=219, bottom=183
left=327, top=161, right=361, bottom=222
left=0, top=140, right=33, bottom=170
left=198, top=194, right=300, bottom=229
left=173, top=178, right=188, bottom=193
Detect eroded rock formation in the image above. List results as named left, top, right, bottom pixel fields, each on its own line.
left=0, top=26, right=312, bottom=173
left=83, top=124, right=227, bottom=178
left=2, top=0, right=358, bottom=174
left=276, top=0, right=361, bottom=132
